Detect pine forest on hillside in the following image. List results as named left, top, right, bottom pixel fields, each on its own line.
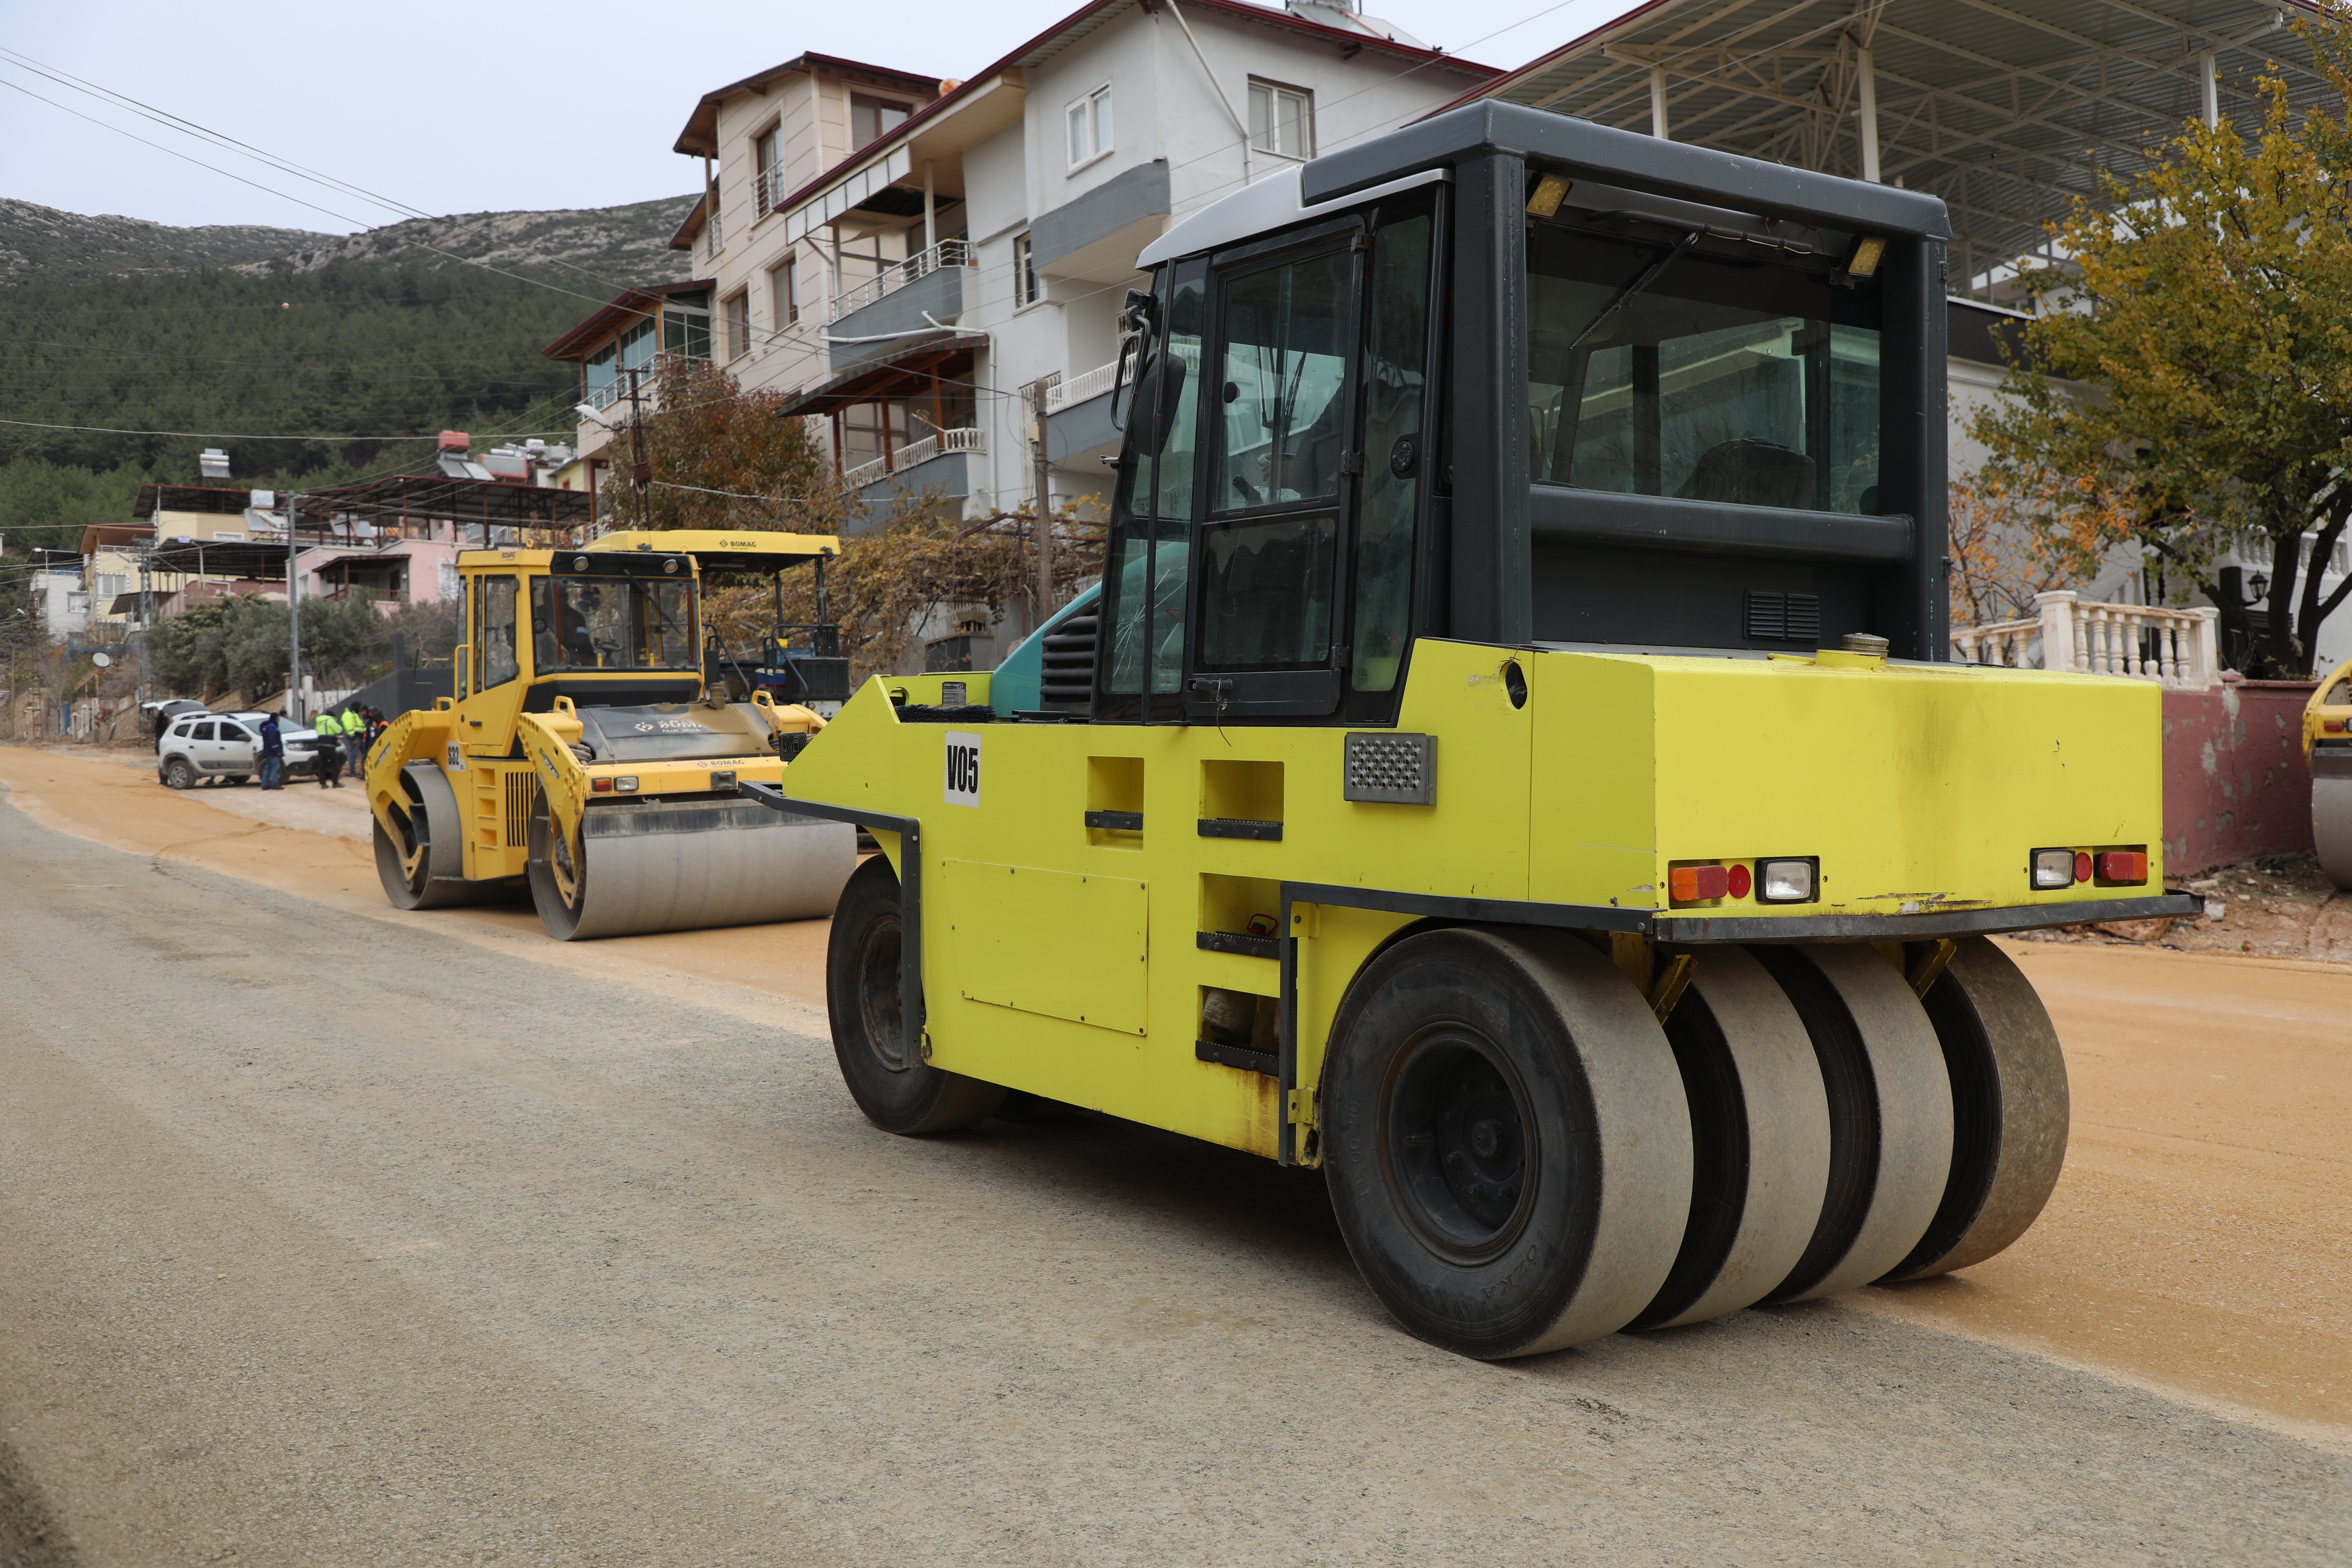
left=0, top=196, right=697, bottom=560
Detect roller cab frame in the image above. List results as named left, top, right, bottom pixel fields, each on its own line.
left=366, top=530, right=848, bottom=938
left=770, top=105, right=2193, bottom=1354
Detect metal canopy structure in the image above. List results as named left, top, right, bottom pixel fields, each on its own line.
left=300, top=472, right=596, bottom=534
left=145, top=539, right=294, bottom=578
left=1452, top=0, right=2331, bottom=297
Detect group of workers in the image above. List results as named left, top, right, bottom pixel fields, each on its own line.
left=252, top=705, right=387, bottom=791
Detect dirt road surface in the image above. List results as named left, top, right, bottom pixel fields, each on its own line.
left=2, top=746, right=2347, bottom=1565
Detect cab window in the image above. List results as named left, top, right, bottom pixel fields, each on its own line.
left=1098, top=261, right=1206, bottom=717
left=1197, top=244, right=1354, bottom=675
left=531, top=577, right=697, bottom=671
left=476, top=575, right=520, bottom=688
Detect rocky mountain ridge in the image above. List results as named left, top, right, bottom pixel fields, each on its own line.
left=1, top=193, right=699, bottom=290
left=0, top=198, right=323, bottom=286
left=239, top=196, right=699, bottom=289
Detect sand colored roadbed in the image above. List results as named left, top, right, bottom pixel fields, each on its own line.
left=0, top=744, right=831, bottom=1026
left=4, top=742, right=2346, bottom=1447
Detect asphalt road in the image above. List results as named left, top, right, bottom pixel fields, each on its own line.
left=1, top=765, right=2347, bottom=1566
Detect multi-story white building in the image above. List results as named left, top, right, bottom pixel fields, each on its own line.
left=556, top=0, right=1494, bottom=523
left=765, top=0, right=1495, bottom=520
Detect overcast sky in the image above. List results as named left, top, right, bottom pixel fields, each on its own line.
left=1, top=0, right=1633, bottom=234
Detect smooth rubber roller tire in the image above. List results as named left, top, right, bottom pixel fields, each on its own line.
left=1322, top=927, right=1693, bottom=1359
left=1751, top=945, right=1954, bottom=1304
left=1630, top=946, right=1831, bottom=1329
left=826, top=854, right=1004, bottom=1135
left=1881, top=937, right=2070, bottom=1281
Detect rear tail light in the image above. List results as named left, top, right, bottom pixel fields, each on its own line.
left=2031, top=848, right=2077, bottom=889
left=1756, top=858, right=1817, bottom=903
left=591, top=778, right=614, bottom=793
left=1668, top=864, right=1730, bottom=902
left=2094, top=849, right=2149, bottom=884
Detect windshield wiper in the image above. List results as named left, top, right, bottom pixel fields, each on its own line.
left=1565, top=229, right=1701, bottom=354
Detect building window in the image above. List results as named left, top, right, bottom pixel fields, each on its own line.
left=772, top=258, right=799, bottom=328
left=662, top=294, right=711, bottom=360
left=1066, top=84, right=1112, bottom=169
left=755, top=122, right=783, bottom=215
left=1249, top=80, right=1314, bottom=160
left=851, top=94, right=912, bottom=150
left=722, top=290, right=750, bottom=361
left=1014, top=233, right=1041, bottom=307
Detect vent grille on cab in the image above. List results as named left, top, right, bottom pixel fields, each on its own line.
left=1039, top=611, right=1099, bottom=712
left=1744, top=590, right=1821, bottom=645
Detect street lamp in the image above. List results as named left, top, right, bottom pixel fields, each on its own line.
left=2249, top=572, right=2270, bottom=604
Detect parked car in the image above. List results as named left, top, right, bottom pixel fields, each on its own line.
left=141, top=698, right=209, bottom=751
left=155, top=712, right=327, bottom=788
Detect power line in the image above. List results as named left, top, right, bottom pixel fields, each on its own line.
left=0, top=417, right=572, bottom=441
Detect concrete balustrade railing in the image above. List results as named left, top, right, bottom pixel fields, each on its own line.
left=1951, top=590, right=2221, bottom=690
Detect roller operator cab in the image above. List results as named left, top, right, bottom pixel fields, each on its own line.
left=365, top=530, right=856, bottom=941
left=763, top=104, right=2195, bottom=1359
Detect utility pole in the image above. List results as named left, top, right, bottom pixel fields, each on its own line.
left=627, top=366, right=651, bottom=498
left=287, top=492, right=304, bottom=723
left=1030, top=379, right=1055, bottom=626
left=135, top=540, right=153, bottom=707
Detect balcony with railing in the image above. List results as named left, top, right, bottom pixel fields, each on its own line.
left=829, top=240, right=974, bottom=324
left=842, top=426, right=985, bottom=493
left=1045, top=359, right=1121, bottom=414
left=1951, top=590, right=2221, bottom=690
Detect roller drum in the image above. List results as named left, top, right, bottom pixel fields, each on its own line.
left=531, top=796, right=855, bottom=941
left=2312, top=750, right=2352, bottom=890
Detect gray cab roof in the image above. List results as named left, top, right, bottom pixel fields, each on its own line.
left=1138, top=99, right=1949, bottom=271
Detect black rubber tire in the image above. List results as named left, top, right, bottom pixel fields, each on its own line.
left=1321, top=927, right=1692, bottom=1359
left=162, top=756, right=195, bottom=790
left=1881, top=937, right=2070, bottom=1281
left=826, top=854, right=1003, bottom=1135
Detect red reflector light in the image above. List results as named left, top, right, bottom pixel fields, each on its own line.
left=1670, top=864, right=1730, bottom=902
left=1727, top=863, right=1752, bottom=899
left=2329, top=720, right=2346, bottom=734
left=591, top=778, right=614, bottom=792
left=2094, top=850, right=2148, bottom=884
left=2074, top=850, right=2093, bottom=884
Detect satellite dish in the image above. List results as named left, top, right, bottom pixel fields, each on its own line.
left=91, top=652, right=113, bottom=668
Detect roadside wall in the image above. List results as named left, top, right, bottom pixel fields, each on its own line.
left=2163, top=677, right=2317, bottom=874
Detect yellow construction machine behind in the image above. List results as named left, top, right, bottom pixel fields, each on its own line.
left=757, top=106, right=2198, bottom=1359
left=2305, top=656, right=2352, bottom=887
left=366, top=531, right=855, bottom=939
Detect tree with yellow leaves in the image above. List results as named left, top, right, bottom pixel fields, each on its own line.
left=1974, top=10, right=2352, bottom=676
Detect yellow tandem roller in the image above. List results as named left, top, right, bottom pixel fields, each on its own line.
left=368, top=531, right=854, bottom=941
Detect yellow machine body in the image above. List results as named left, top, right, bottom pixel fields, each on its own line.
left=365, top=536, right=850, bottom=936
left=780, top=640, right=2163, bottom=1162
left=2305, top=656, right=2352, bottom=888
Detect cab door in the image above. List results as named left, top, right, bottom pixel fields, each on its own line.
left=1185, top=232, right=1363, bottom=720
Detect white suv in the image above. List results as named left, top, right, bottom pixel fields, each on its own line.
left=156, top=713, right=326, bottom=789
